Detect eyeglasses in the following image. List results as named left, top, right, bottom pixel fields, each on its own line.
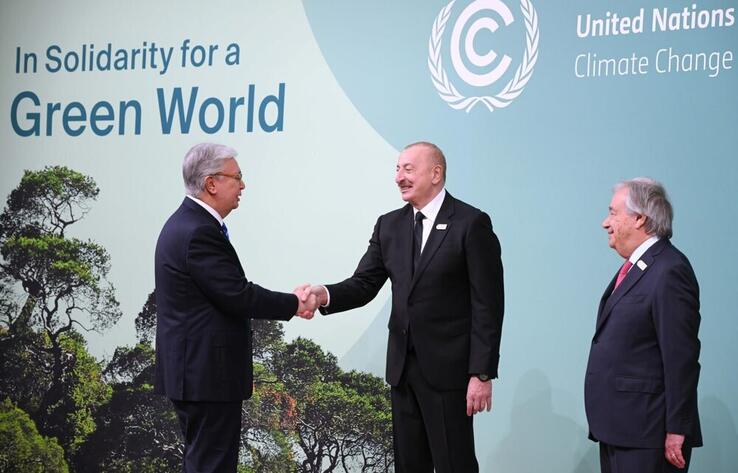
left=212, top=171, right=243, bottom=182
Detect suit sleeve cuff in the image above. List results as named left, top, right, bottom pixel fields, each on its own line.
left=321, top=285, right=331, bottom=308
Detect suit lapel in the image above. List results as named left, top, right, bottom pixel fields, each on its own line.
left=595, top=239, right=668, bottom=334
left=410, top=193, right=455, bottom=292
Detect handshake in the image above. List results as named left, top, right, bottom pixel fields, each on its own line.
left=293, top=285, right=329, bottom=319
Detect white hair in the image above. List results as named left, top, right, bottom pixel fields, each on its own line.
left=615, top=177, right=673, bottom=239
left=182, top=143, right=237, bottom=197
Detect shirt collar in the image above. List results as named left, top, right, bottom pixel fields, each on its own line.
left=413, top=188, right=446, bottom=223
left=186, top=195, right=224, bottom=226
left=629, top=235, right=659, bottom=265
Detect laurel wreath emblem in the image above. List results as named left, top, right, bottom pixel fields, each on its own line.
left=428, top=0, right=540, bottom=112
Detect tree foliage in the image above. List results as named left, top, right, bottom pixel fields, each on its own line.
left=0, top=327, right=50, bottom=415
left=270, top=338, right=393, bottom=472
left=0, top=167, right=121, bottom=339
left=0, top=398, right=68, bottom=473
left=43, top=332, right=112, bottom=454
left=241, top=370, right=297, bottom=473
left=133, top=292, right=156, bottom=345
left=252, top=318, right=286, bottom=364
left=0, top=166, right=98, bottom=240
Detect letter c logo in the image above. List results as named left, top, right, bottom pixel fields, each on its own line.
left=450, top=0, right=515, bottom=87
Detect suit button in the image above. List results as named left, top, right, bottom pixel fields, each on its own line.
left=401, top=329, right=407, bottom=335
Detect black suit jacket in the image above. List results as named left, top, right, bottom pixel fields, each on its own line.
left=154, top=198, right=297, bottom=402
left=321, top=192, right=504, bottom=390
left=585, top=238, right=702, bottom=448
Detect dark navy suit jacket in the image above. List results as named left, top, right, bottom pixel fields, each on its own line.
left=321, top=192, right=504, bottom=390
left=154, top=197, right=296, bottom=402
left=585, top=238, right=702, bottom=448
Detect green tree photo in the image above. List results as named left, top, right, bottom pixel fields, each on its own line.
left=0, top=166, right=394, bottom=472
left=0, top=166, right=120, bottom=462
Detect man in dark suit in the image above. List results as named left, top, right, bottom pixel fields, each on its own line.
left=585, top=178, right=702, bottom=472
left=154, top=142, right=317, bottom=472
left=308, top=142, right=504, bottom=472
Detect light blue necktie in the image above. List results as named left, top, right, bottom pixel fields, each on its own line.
left=221, top=223, right=229, bottom=241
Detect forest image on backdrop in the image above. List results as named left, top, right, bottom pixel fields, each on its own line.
left=0, top=166, right=394, bottom=472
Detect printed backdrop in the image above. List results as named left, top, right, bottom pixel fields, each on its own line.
left=1, top=1, right=736, bottom=471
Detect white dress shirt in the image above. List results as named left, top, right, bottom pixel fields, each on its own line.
left=627, top=235, right=660, bottom=269
left=186, top=195, right=224, bottom=226
left=414, top=188, right=446, bottom=253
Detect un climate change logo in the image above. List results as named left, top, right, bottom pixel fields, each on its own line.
left=428, top=0, right=539, bottom=112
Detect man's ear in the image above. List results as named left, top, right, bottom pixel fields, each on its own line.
left=432, top=165, right=443, bottom=185
left=204, top=176, right=217, bottom=195
left=634, top=213, right=647, bottom=230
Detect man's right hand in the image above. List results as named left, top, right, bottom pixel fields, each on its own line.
left=294, top=285, right=318, bottom=319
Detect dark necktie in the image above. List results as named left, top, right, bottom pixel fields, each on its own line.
left=413, top=211, right=425, bottom=274
left=614, top=260, right=633, bottom=289
left=221, top=223, right=230, bottom=241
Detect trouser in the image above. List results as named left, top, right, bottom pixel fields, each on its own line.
left=171, top=399, right=242, bottom=473
left=391, top=351, right=478, bottom=473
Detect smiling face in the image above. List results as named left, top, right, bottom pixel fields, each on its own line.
left=394, top=145, right=443, bottom=209
left=203, top=157, right=245, bottom=218
left=602, top=187, right=648, bottom=258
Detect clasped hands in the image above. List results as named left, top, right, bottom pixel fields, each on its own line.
left=293, top=285, right=328, bottom=319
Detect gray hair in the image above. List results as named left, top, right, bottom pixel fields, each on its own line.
left=182, top=143, right=238, bottom=196
left=404, top=141, right=447, bottom=182
left=615, top=177, right=673, bottom=239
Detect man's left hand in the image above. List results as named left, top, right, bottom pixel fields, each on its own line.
left=294, top=284, right=318, bottom=319
left=466, top=377, right=492, bottom=416
left=665, top=432, right=686, bottom=469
